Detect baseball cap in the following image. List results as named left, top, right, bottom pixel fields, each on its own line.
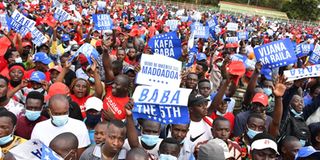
left=84, top=97, right=103, bottom=111
left=188, top=94, right=209, bottom=107
left=251, top=138, right=279, bottom=155
left=61, top=34, right=71, bottom=42
left=49, top=65, right=62, bottom=73
left=226, top=61, right=246, bottom=85
left=33, top=52, right=53, bottom=65
left=196, top=53, right=207, bottom=61
left=295, top=146, right=320, bottom=160
left=252, top=92, right=269, bottom=107
left=198, top=139, right=225, bottom=160
left=22, top=41, right=32, bottom=47
left=123, top=65, right=135, bottom=74
left=45, top=82, right=70, bottom=101
left=210, top=138, right=233, bottom=159
left=30, top=71, right=46, bottom=83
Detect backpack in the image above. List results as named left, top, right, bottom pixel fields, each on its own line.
left=278, top=113, right=310, bottom=143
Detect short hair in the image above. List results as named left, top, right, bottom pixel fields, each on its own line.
left=141, top=119, right=161, bottom=129
left=0, top=75, right=9, bottom=85
left=159, top=138, right=180, bottom=153
left=279, top=136, right=299, bottom=153
left=126, top=147, right=148, bottom=160
left=8, top=63, right=25, bottom=70
left=112, top=60, right=123, bottom=69
left=309, top=122, right=320, bottom=145
left=4, top=48, right=18, bottom=61
left=48, top=94, right=69, bottom=108
left=49, top=132, right=79, bottom=150
left=212, top=117, right=230, bottom=128
left=26, top=91, right=44, bottom=105
left=310, top=85, right=320, bottom=94
left=197, top=62, right=208, bottom=72
left=107, top=119, right=126, bottom=129
left=198, top=79, right=211, bottom=86
left=0, top=109, right=17, bottom=126
left=247, top=113, right=265, bottom=124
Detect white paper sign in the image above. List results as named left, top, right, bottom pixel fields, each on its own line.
left=136, top=54, right=182, bottom=87
left=226, top=22, right=238, bottom=31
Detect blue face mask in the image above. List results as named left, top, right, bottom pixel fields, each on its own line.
left=159, top=154, right=178, bottom=160
left=141, top=134, right=160, bottom=146
left=247, top=128, right=263, bottom=139
left=290, top=108, right=303, bottom=118
left=263, top=88, right=272, bottom=96
left=300, top=139, right=306, bottom=147
left=0, top=134, right=13, bottom=145
left=25, top=110, right=41, bottom=121
left=52, top=115, right=69, bottom=127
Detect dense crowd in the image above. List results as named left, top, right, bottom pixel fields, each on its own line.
left=0, top=0, right=319, bottom=160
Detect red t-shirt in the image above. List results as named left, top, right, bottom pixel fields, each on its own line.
left=210, top=111, right=235, bottom=132
left=70, top=94, right=91, bottom=118
left=103, top=85, right=129, bottom=120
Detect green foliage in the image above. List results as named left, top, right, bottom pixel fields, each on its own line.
left=282, top=0, right=320, bottom=21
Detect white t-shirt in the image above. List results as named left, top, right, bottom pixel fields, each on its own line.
left=185, top=118, right=213, bottom=150
left=31, top=117, right=90, bottom=148
left=118, top=136, right=163, bottom=159
left=4, top=99, right=24, bottom=116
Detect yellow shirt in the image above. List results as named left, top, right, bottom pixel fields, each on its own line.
left=50, top=41, right=65, bottom=55
left=1, top=135, right=27, bottom=158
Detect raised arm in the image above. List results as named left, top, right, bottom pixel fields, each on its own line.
left=125, top=99, right=141, bottom=148
left=269, top=76, right=286, bottom=138
left=208, top=78, right=231, bottom=116
left=91, top=57, right=103, bottom=99
left=243, top=62, right=261, bottom=106
left=102, top=38, right=115, bottom=83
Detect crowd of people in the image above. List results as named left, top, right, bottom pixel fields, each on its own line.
left=0, top=0, right=319, bottom=160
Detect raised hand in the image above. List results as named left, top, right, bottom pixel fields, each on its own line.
left=273, top=75, right=287, bottom=97
left=254, top=62, right=262, bottom=73
left=90, top=56, right=97, bottom=72
left=125, top=98, right=134, bottom=116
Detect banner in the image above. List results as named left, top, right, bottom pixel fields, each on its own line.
left=132, top=85, right=192, bottom=124
left=207, top=16, right=218, bottom=29
left=69, top=43, right=99, bottom=64
left=97, top=1, right=106, bottom=10
left=295, top=42, right=314, bottom=58
left=190, top=22, right=209, bottom=39
left=284, top=65, right=320, bottom=81
left=30, top=27, right=47, bottom=46
left=9, top=139, right=63, bottom=160
left=92, top=14, right=113, bottom=30
left=226, top=37, right=238, bottom=43
left=148, top=31, right=182, bottom=59
left=254, top=38, right=297, bottom=68
left=226, top=22, right=238, bottom=31
left=9, top=10, right=36, bottom=37
left=237, top=31, right=249, bottom=40
left=165, top=20, right=179, bottom=31
left=0, top=13, right=9, bottom=31
left=136, top=54, right=182, bottom=87
left=54, top=8, right=70, bottom=22
left=309, top=43, right=320, bottom=64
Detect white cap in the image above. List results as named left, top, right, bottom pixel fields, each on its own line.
left=85, top=97, right=103, bottom=111
left=251, top=139, right=279, bottom=155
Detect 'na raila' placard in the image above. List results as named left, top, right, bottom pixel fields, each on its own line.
left=254, top=38, right=297, bottom=68
left=136, top=54, right=182, bottom=87
left=132, top=85, right=192, bottom=124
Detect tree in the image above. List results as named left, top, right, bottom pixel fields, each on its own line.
left=282, top=0, right=320, bottom=21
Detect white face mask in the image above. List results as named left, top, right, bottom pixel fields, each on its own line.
left=216, top=110, right=226, bottom=116
left=15, top=57, right=23, bottom=63
left=159, top=154, right=178, bottom=160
